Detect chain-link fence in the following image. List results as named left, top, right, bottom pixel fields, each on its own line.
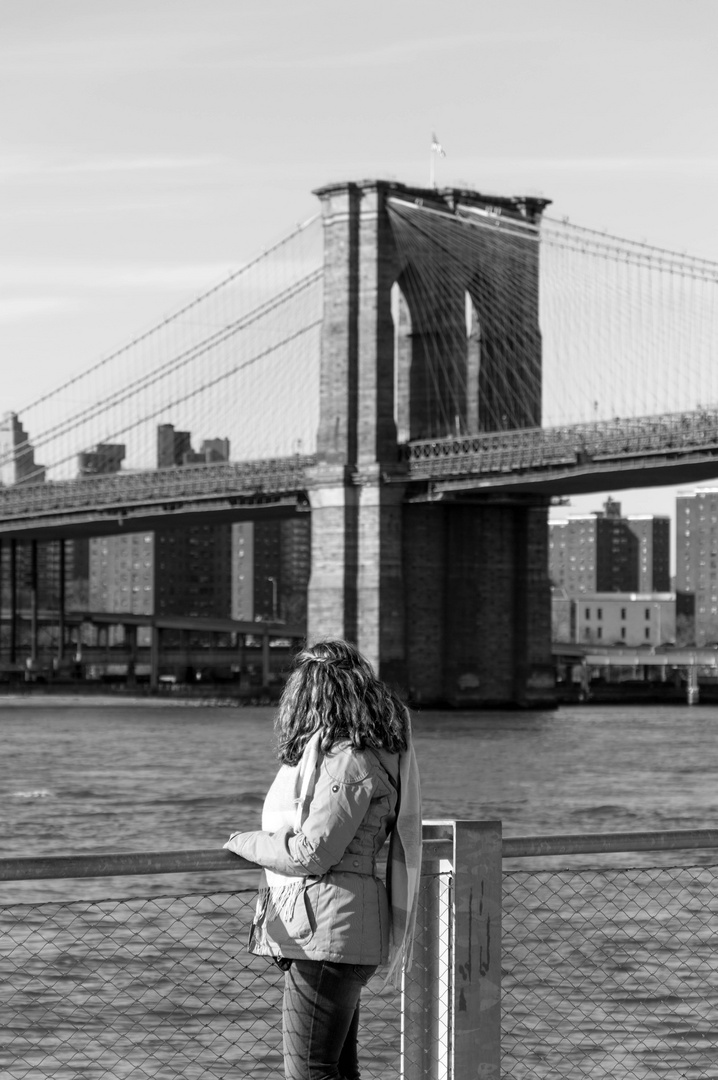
left=503, top=861, right=718, bottom=1080
left=4, top=830, right=718, bottom=1079
left=0, top=872, right=453, bottom=1080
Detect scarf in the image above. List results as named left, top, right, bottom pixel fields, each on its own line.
left=253, top=729, right=323, bottom=931
left=384, top=727, right=423, bottom=989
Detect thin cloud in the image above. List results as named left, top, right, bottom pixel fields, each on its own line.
left=0, top=154, right=225, bottom=181
left=0, top=298, right=80, bottom=325
left=468, top=156, right=718, bottom=176
left=253, top=29, right=566, bottom=69
left=0, top=31, right=222, bottom=76
left=0, top=264, right=237, bottom=291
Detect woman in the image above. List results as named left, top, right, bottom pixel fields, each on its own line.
left=224, top=638, right=422, bottom=1080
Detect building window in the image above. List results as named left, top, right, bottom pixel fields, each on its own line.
left=597, top=608, right=602, bottom=620
left=621, top=627, right=626, bottom=639
left=597, top=627, right=602, bottom=640
left=585, top=608, right=590, bottom=619
left=645, top=627, right=650, bottom=640
left=645, top=608, right=651, bottom=619
left=621, top=608, right=626, bottom=620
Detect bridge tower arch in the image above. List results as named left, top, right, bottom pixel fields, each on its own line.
left=307, top=180, right=555, bottom=706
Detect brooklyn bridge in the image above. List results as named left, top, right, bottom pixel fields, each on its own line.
left=2, top=179, right=718, bottom=705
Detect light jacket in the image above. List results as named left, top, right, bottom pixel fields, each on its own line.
left=225, top=740, right=400, bottom=965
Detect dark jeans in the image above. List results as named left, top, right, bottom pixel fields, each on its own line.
left=282, top=959, right=377, bottom=1080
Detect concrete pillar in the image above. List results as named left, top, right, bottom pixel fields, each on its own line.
left=307, top=465, right=359, bottom=645
left=356, top=469, right=406, bottom=685
left=404, top=496, right=554, bottom=707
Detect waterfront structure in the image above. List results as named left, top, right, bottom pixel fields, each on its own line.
left=676, top=487, right=718, bottom=646
left=550, top=498, right=670, bottom=596
left=552, top=589, right=675, bottom=646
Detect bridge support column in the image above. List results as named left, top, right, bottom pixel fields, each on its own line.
left=306, top=465, right=359, bottom=646
left=306, top=468, right=406, bottom=684
left=356, top=469, right=406, bottom=685
left=309, top=178, right=554, bottom=706
left=404, top=496, right=555, bottom=707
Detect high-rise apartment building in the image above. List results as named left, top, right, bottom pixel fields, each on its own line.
left=0, top=413, right=45, bottom=484
left=232, top=517, right=310, bottom=624
left=89, top=532, right=155, bottom=614
left=89, top=427, right=234, bottom=619
left=676, top=487, right=718, bottom=645
left=157, top=425, right=230, bottom=467
left=86, top=425, right=310, bottom=627
left=550, top=498, right=670, bottom=594
left=78, top=443, right=126, bottom=474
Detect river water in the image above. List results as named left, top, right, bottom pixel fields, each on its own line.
left=3, top=698, right=718, bottom=1078
left=4, top=697, right=718, bottom=902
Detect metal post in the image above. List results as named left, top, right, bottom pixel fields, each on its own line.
left=452, top=820, right=502, bottom=1080
left=687, top=664, right=700, bottom=705
left=150, top=624, right=160, bottom=692
left=29, top=539, right=38, bottom=669
left=262, top=628, right=270, bottom=687
left=126, top=624, right=137, bottom=686
left=237, top=632, right=245, bottom=686
left=57, top=539, right=66, bottom=667
left=402, top=839, right=452, bottom=1080
left=10, top=538, right=17, bottom=663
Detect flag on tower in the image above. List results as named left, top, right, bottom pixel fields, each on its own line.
left=431, top=133, right=446, bottom=158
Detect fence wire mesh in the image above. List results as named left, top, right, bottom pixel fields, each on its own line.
left=0, top=873, right=451, bottom=1080
left=502, top=861, right=718, bottom=1080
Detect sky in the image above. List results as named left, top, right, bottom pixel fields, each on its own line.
left=1, top=0, right=718, bottom=541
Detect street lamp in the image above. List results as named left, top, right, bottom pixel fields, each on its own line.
left=267, top=577, right=278, bottom=622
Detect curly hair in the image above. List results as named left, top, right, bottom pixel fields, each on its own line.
left=275, top=639, right=409, bottom=766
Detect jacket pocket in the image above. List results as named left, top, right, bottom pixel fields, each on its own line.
left=267, top=885, right=315, bottom=948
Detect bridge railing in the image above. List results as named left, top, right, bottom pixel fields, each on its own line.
left=3, top=825, right=718, bottom=1079
left=405, top=407, right=718, bottom=480
left=0, top=455, right=316, bottom=520
left=2, top=408, right=718, bottom=523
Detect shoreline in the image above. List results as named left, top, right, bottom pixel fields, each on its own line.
left=0, top=692, right=259, bottom=708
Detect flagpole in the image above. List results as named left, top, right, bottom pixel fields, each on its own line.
left=430, top=133, right=445, bottom=189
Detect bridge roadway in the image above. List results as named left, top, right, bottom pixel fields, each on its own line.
left=2, top=408, right=718, bottom=538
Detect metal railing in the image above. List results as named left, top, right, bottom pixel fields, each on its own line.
left=0, top=455, right=315, bottom=523
left=405, top=407, right=718, bottom=482
left=3, top=825, right=718, bottom=1079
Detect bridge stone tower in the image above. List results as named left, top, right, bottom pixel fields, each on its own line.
left=306, top=180, right=555, bottom=707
